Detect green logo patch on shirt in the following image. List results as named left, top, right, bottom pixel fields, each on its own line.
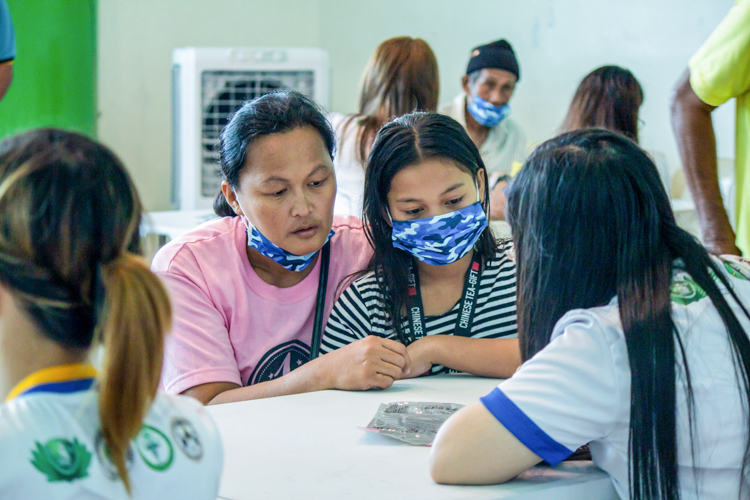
left=725, top=260, right=750, bottom=281
left=670, top=276, right=707, bottom=305
left=135, top=425, right=174, bottom=471
left=31, top=438, right=92, bottom=483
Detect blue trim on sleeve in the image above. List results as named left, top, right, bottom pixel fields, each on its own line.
left=21, top=378, right=95, bottom=397
left=480, top=387, right=573, bottom=466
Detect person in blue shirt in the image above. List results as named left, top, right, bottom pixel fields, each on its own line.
left=0, top=0, right=15, bottom=101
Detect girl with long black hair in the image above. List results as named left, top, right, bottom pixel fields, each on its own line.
left=430, top=129, right=750, bottom=500
left=321, top=112, right=520, bottom=378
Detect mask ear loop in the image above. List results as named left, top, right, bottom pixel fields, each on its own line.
left=233, top=189, right=252, bottom=232
left=385, top=206, right=394, bottom=224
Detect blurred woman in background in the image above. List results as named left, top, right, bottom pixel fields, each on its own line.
left=560, top=65, right=670, bottom=195
left=561, top=65, right=643, bottom=141
left=331, top=36, right=439, bottom=217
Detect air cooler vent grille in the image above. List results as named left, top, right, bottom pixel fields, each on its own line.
left=200, top=70, right=316, bottom=197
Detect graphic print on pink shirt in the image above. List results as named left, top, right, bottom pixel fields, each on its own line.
left=152, top=216, right=372, bottom=394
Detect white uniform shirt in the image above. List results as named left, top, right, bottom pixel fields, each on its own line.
left=439, top=93, right=528, bottom=175
left=0, top=365, right=223, bottom=499
left=481, top=256, right=750, bottom=500
left=330, top=112, right=366, bottom=218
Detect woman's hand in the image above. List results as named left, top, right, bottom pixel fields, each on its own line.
left=321, top=336, right=411, bottom=390
left=403, top=336, right=437, bottom=378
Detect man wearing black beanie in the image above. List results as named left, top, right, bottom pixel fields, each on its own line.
left=439, top=39, right=528, bottom=219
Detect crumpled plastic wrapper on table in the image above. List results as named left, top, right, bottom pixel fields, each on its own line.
left=361, top=401, right=464, bottom=446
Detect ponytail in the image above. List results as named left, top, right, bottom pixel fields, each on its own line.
left=97, top=254, right=171, bottom=494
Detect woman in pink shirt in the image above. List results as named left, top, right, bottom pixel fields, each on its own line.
left=154, top=91, right=413, bottom=404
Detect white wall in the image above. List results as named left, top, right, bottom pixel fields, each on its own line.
left=98, top=0, right=736, bottom=211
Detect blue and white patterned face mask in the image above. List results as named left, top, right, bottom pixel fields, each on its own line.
left=467, top=94, right=510, bottom=127
left=237, top=199, right=334, bottom=272
left=388, top=184, right=489, bottom=266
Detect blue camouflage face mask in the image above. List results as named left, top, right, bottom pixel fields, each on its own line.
left=388, top=184, right=489, bottom=266
left=237, top=199, right=334, bottom=272
left=467, top=94, right=510, bottom=127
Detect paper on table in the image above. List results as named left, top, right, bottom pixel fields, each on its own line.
left=361, top=401, right=464, bottom=446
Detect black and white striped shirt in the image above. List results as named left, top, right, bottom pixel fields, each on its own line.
left=321, top=243, right=517, bottom=375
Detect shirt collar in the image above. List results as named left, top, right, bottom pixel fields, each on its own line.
left=5, top=363, right=98, bottom=402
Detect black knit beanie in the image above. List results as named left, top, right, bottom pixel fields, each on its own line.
left=465, top=39, right=520, bottom=82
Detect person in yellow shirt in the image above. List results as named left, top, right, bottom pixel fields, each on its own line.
left=671, top=0, right=750, bottom=256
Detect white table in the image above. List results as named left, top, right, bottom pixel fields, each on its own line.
left=206, top=375, right=618, bottom=500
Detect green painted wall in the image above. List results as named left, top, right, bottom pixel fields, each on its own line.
left=0, top=0, right=96, bottom=139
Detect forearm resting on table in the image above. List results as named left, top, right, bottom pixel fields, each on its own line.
left=182, top=355, right=334, bottom=405
left=430, top=402, right=541, bottom=484
left=671, top=68, right=739, bottom=255
left=430, top=336, right=521, bottom=379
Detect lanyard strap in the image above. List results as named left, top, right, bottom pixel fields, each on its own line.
left=404, top=251, right=482, bottom=345
left=308, top=241, right=331, bottom=360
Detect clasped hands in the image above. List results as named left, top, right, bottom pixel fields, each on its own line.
left=323, top=335, right=437, bottom=391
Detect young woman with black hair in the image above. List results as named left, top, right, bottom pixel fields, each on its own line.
left=430, top=129, right=750, bottom=500
left=321, top=112, right=521, bottom=378
left=0, top=129, right=222, bottom=498
left=154, top=91, right=414, bottom=404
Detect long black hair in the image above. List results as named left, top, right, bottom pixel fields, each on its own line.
left=214, top=90, right=336, bottom=216
left=506, top=128, right=750, bottom=500
left=362, top=112, right=496, bottom=332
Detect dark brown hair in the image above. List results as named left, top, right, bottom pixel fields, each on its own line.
left=345, top=37, right=439, bottom=163
left=561, top=66, right=643, bottom=142
left=214, top=91, right=336, bottom=216
left=0, top=129, right=170, bottom=494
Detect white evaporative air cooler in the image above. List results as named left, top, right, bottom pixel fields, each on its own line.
left=171, top=47, right=331, bottom=210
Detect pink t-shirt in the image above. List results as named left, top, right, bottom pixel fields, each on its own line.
left=152, top=215, right=372, bottom=394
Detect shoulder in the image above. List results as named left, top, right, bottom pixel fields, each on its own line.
left=347, top=270, right=383, bottom=295
left=151, top=216, right=243, bottom=274
left=688, top=0, right=750, bottom=104
left=484, top=241, right=516, bottom=273
left=146, top=393, right=223, bottom=465
left=150, top=392, right=220, bottom=436
left=328, top=113, right=362, bottom=142
left=0, top=399, right=37, bottom=454
left=670, top=256, right=750, bottom=321
left=328, top=112, right=350, bottom=131
left=335, top=270, right=383, bottom=302
left=553, top=302, right=623, bottom=348
left=330, top=216, right=370, bottom=255
left=438, top=94, right=465, bottom=120
left=500, top=117, right=527, bottom=141
left=333, top=270, right=387, bottom=313
left=331, top=214, right=364, bottom=233
left=0, top=393, right=100, bottom=492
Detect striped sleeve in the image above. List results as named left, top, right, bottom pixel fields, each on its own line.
left=321, top=280, right=373, bottom=353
